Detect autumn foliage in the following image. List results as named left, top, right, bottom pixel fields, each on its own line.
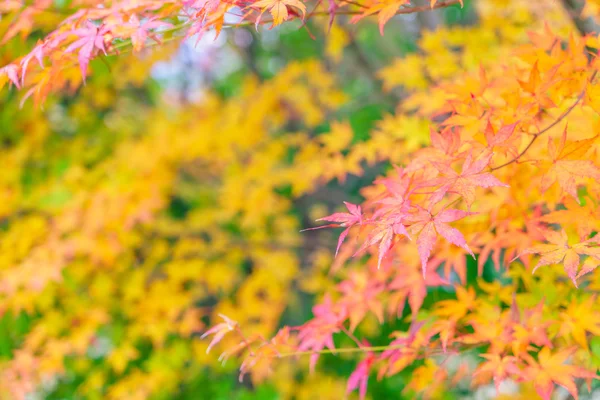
left=4, top=0, right=600, bottom=399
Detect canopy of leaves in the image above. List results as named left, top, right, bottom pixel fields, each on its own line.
left=4, top=0, right=600, bottom=400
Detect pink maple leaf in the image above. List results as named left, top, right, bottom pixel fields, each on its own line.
left=302, top=201, right=362, bottom=257
left=64, top=21, right=111, bottom=80
left=201, top=314, right=238, bottom=354
left=347, top=352, right=375, bottom=400
left=406, top=208, right=476, bottom=275
left=19, top=42, right=45, bottom=86
left=430, top=151, right=509, bottom=207
left=430, top=126, right=461, bottom=156
left=352, top=220, right=409, bottom=269
left=485, top=121, right=518, bottom=148
left=296, top=295, right=345, bottom=372
left=126, top=15, right=172, bottom=52
left=389, top=262, right=448, bottom=315
left=0, top=64, right=20, bottom=89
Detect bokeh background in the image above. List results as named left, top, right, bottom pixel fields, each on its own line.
left=0, top=0, right=587, bottom=398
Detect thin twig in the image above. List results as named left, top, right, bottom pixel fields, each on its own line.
left=108, top=0, right=461, bottom=53
left=276, top=343, right=458, bottom=358
left=341, top=325, right=365, bottom=348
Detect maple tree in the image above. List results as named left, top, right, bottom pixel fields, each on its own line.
left=5, top=0, right=600, bottom=399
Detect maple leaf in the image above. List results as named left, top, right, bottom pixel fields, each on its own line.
left=508, top=300, right=552, bottom=356
left=326, top=0, right=337, bottom=31
left=376, top=2, right=405, bottom=35
left=1, top=4, right=44, bottom=44
left=484, top=120, right=519, bottom=159
left=406, top=208, right=476, bottom=275
left=320, top=121, right=353, bottom=153
left=378, top=322, right=433, bottom=377
left=517, top=61, right=558, bottom=109
left=522, top=347, right=597, bottom=400
left=388, top=261, right=448, bottom=316
left=540, top=127, right=600, bottom=202
left=125, top=15, right=172, bottom=52
left=473, top=353, right=520, bottom=393
left=238, top=328, right=290, bottom=382
left=430, top=126, right=461, bottom=157
left=429, top=236, right=475, bottom=284
left=519, top=229, right=600, bottom=286
left=527, top=22, right=557, bottom=51
left=19, top=42, right=45, bottom=86
left=296, top=295, right=344, bottom=372
left=372, top=165, right=412, bottom=216
left=347, top=352, right=375, bottom=400
left=338, top=272, right=384, bottom=331
left=349, top=0, right=410, bottom=35
left=63, top=22, right=112, bottom=79
left=430, top=318, right=456, bottom=352
left=540, top=196, right=600, bottom=239
left=0, top=64, right=20, bottom=89
left=251, top=0, right=306, bottom=27
left=559, top=297, right=600, bottom=349
left=201, top=314, right=238, bottom=354
left=478, top=224, right=539, bottom=273
left=430, top=151, right=509, bottom=207
left=433, top=286, right=476, bottom=320
left=352, top=196, right=410, bottom=268
left=303, top=201, right=362, bottom=257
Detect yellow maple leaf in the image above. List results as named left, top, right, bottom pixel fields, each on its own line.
left=252, top=0, right=306, bottom=27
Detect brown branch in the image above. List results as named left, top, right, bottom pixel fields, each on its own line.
left=490, top=70, right=597, bottom=171
left=338, top=0, right=368, bottom=8
left=560, top=0, right=600, bottom=38
left=336, top=0, right=461, bottom=15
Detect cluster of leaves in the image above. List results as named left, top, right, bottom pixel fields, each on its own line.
left=204, top=7, right=600, bottom=400
left=0, top=15, right=373, bottom=397
left=0, top=0, right=466, bottom=106
left=5, top=0, right=600, bottom=399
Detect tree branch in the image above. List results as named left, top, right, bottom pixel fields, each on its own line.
left=491, top=70, right=597, bottom=171
left=560, top=0, right=600, bottom=37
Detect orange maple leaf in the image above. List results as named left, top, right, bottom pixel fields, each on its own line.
left=540, top=127, right=600, bottom=202
left=252, top=0, right=306, bottom=27
left=540, top=196, right=600, bottom=239
left=559, top=296, right=600, bottom=349
left=522, top=347, right=597, bottom=400
left=349, top=0, right=410, bottom=35
left=473, top=353, right=520, bottom=393
left=519, top=229, right=600, bottom=286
